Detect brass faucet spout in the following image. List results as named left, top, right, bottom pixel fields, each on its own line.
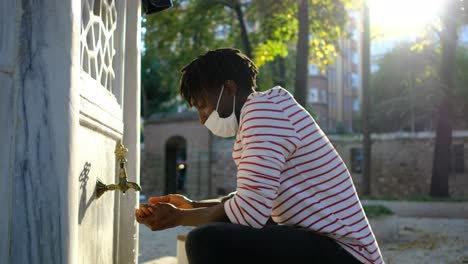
left=95, top=141, right=142, bottom=199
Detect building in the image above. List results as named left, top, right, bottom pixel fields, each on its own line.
left=308, top=9, right=362, bottom=133
left=142, top=112, right=237, bottom=199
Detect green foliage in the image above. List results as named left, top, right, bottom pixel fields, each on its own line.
left=362, top=205, right=393, bottom=218
left=252, top=0, right=351, bottom=71
left=141, top=0, right=351, bottom=116
left=142, top=0, right=238, bottom=115
left=370, top=42, right=441, bottom=132
left=447, top=46, right=468, bottom=129
left=370, top=42, right=468, bottom=132
left=250, top=0, right=298, bottom=67
left=455, top=46, right=468, bottom=114
left=307, top=0, right=351, bottom=73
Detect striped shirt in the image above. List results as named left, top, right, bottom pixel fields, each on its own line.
left=224, top=87, right=384, bottom=264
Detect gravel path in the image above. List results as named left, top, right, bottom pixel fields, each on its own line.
left=139, top=217, right=468, bottom=264
left=381, top=217, right=468, bottom=264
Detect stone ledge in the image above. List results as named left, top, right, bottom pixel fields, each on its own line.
left=362, top=200, right=468, bottom=218
left=329, top=130, right=468, bottom=141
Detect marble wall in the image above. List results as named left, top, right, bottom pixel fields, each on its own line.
left=0, top=1, right=75, bottom=263
left=0, top=1, right=142, bottom=263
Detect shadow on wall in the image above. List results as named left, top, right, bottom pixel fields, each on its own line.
left=78, top=162, right=95, bottom=225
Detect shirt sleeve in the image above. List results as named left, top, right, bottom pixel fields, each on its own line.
left=224, top=99, right=299, bottom=228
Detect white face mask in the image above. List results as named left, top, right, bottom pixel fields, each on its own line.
left=204, top=85, right=238, bottom=137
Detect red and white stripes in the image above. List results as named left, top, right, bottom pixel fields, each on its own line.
left=224, top=87, right=384, bottom=264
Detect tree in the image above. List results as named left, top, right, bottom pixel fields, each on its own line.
left=294, top=0, right=309, bottom=107
left=252, top=0, right=351, bottom=106
left=141, top=0, right=351, bottom=117
left=192, top=0, right=253, bottom=58
left=455, top=46, right=468, bottom=121
left=361, top=0, right=371, bottom=195
left=371, top=43, right=468, bottom=132
left=365, top=0, right=467, bottom=197
left=430, top=0, right=467, bottom=197
left=188, top=0, right=351, bottom=103
left=370, top=42, right=441, bottom=132
left=142, top=0, right=238, bottom=116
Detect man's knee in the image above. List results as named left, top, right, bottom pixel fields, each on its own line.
left=186, top=223, right=224, bottom=250
left=186, top=222, right=231, bottom=263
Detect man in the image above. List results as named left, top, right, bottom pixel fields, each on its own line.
left=136, top=48, right=384, bottom=264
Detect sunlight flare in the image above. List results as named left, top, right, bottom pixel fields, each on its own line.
left=369, top=0, right=444, bottom=37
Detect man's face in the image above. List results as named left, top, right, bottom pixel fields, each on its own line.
left=193, top=91, right=217, bottom=124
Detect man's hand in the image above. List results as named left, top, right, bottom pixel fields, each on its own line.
left=135, top=203, right=182, bottom=231
left=148, top=194, right=194, bottom=209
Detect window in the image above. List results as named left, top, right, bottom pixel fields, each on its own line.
left=350, top=148, right=363, bottom=173
left=353, top=98, right=360, bottom=112
left=351, top=73, right=359, bottom=89
left=81, top=0, right=119, bottom=92
left=309, top=64, right=319, bottom=75
left=450, top=144, right=465, bottom=174
left=352, top=52, right=359, bottom=65
left=308, top=88, right=319, bottom=103
left=352, top=29, right=359, bottom=40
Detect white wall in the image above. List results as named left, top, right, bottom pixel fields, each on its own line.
left=0, top=3, right=18, bottom=260
left=0, top=1, right=75, bottom=263
left=119, top=0, right=142, bottom=262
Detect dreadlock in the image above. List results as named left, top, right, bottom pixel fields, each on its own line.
left=180, top=48, right=258, bottom=107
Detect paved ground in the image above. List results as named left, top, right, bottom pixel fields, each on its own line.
left=139, top=225, right=193, bottom=264
left=139, top=217, right=468, bottom=264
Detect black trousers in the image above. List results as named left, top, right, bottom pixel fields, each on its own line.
left=185, top=222, right=362, bottom=264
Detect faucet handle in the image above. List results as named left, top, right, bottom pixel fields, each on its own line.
left=115, top=141, right=128, bottom=161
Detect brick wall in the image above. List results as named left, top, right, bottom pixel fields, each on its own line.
left=142, top=112, right=468, bottom=199
left=210, top=137, right=237, bottom=195
left=142, top=112, right=212, bottom=199
left=330, top=132, right=468, bottom=198
left=208, top=132, right=468, bottom=198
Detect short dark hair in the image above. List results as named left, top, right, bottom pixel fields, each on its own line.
left=180, top=48, right=258, bottom=107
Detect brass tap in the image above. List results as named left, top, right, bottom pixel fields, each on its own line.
left=96, top=142, right=142, bottom=199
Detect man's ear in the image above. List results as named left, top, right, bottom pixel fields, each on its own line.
left=224, top=80, right=238, bottom=96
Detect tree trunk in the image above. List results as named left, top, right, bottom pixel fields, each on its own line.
left=294, top=0, right=309, bottom=107
left=430, top=1, right=458, bottom=197
left=278, top=56, right=286, bottom=86
left=361, top=1, right=371, bottom=195
left=273, top=57, right=286, bottom=87
left=233, top=2, right=252, bottom=58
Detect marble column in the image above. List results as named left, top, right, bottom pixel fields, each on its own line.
left=0, top=0, right=75, bottom=263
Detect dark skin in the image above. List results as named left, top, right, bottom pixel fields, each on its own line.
left=135, top=80, right=253, bottom=231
